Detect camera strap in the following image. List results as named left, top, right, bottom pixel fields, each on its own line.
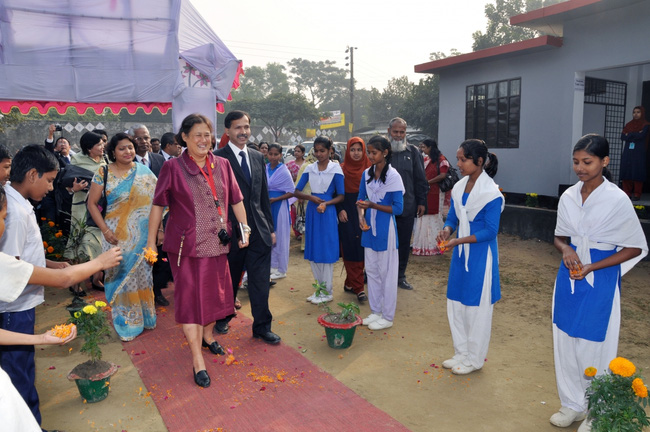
left=192, top=156, right=224, bottom=224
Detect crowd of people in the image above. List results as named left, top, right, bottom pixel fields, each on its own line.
left=0, top=108, right=647, bottom=432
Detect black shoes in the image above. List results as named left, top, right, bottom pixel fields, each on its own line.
left=69, top=286, right=87, bottom=297
left=252, top=331, right=281, bottom=345
left=193, top=368, right=210, bottom=388
left=214, top=321, right=229, bottom=334
left=154, top=294, right=169, bottom=306
left=202, top=339, right=225, bottom=355
left=398, top=279, right=414, bottom=290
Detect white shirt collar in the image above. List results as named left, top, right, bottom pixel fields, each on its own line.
left=228, top=141, right=248, bottom=163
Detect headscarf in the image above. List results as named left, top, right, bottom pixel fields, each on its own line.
left=341, top=137, right=371, bottom=193
left=622, top=106, right=649, bottom=134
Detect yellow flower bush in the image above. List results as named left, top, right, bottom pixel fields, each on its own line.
left=610, top=357, right=636, bottom=377
left=585, top=357, right=649, bottom=431
left=69, top=301, right=111, bottom=363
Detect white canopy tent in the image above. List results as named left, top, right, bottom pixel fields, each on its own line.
left=0, top=0, right=241, bottom=131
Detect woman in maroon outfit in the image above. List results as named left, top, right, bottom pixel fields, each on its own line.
left=147, top=114, right=249, bottom=388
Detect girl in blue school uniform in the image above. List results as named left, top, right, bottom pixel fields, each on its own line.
left=357, top=136, right=404, bottom=331
left=436, top=139, right=503, bottom=375
left=293, top=136, right=344, bottom=304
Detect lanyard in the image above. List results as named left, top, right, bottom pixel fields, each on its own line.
left=191, top=156, right=223, bottom=223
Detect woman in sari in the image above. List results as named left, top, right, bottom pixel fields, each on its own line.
left=87, top=132, right=158, bottom=341
left=65, top=131, right=106, bottom=294
left=286, top=144, right=306, bottom=239
left=266, top=143, right=295, bottom=280
left=413, top=139, right=451, bottom=255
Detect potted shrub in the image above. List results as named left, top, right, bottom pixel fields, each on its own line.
left=67, top=300, right=117, bottom=403
left=313, top=281, right=362, bottom=349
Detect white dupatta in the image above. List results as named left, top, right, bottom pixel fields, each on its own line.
left=555, top=178, right=648, bottom=290
left=363, top=165, right=405, bottom=236
left=303, top=161, right=343, bottom=194
left=450, top=171, right=504, bottom=271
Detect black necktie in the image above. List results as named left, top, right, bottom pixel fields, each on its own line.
left=239, top=151, right=251, bottom=183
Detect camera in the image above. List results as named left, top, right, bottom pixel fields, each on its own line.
left=54, top=124, right=63, bottom=132
left=217, top=228, right=231, bottom=245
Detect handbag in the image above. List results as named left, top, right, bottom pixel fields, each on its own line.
left=295, top=202, right=306, bottom=234
left=85, top=166, right=108, bottom=228
left=438, top=158, right=460, bottom=193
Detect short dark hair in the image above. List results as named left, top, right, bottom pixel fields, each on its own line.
left=459, top=139, right=499, bottom=178
left=314, top=136, right=333, bottom=150
left=10, top=144, right=59, bottom=183
left=176, top=113, right=213, bottom=148
left=106, top=132, right=135, bottom=162
left=0, top=144, right=11, bottom=161
left=92, top=129, right=108, bottom=139
left=366, top=136, right=392, bottom=184
left=224, top=110, right=251, bottom=129
left=80, top=131, right=103, bottom=155
left=160, top=132, right=176, bottom=150
left=268, top=143, right=282, bottom=153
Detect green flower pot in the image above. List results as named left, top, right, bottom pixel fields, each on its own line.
left=318, top=314, right=362, bottom=349
left=73, top=377, right=111, bottom=403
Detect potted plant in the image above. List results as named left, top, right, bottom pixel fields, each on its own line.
left=67, top=300, right=117, bottom=403
left=313, top=281, right=362, bottom=349
left=584, top=356, right=649, bottom=431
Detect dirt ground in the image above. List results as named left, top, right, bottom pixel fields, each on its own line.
left=36, top=234, right=650, bottom=432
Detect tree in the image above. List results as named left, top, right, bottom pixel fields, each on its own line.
left=402, top=75, right=440, bottom=139
left=230, top=93, right=319, bottom=141
left=0, top=108, right=24, bottom=134
left=287, top=58, right=348, bottom=107
left=471, top=0, right=563, bottom=51
left=367, top=76, right=415, bottom=126
left=232, top=63, right=290, bottom=101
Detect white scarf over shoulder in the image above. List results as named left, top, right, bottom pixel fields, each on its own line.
left=363, top=165, right=405, bottom=235
left=304, top=161, right=343, bottom=194
left=555, top=178, right=648, bottom=288
left=451, top=171, right=504, bottom=271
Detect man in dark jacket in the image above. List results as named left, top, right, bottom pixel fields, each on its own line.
left=387, top=117, right=428, bottom=291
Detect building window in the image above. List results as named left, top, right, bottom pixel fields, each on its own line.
left=466, top=78, right=521, bottom=148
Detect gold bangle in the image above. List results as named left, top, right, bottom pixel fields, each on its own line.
left=103, top=228, right=110, bottom=234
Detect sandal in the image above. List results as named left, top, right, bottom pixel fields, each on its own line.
left=343, top=286, right=354, bottom=293
left=234, top=297, right=242, bottom=309
left=69, top=286, right=87, bottom=297
left=356, top=292, right=368, bottom=302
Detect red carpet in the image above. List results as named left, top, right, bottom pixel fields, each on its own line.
left=123, top=294, right=410, bottom=432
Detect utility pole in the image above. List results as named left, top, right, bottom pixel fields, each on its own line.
left=345, top=46, right=356, bottom=140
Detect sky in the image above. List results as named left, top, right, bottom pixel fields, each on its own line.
left=189, top=0, right=491, bottom=92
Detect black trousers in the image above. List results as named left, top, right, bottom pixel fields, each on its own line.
left=395, top=214, right=415, bottom=281
left=221, top=232, right=273, bottom=335
left=152, top=245, right=173, bottom=297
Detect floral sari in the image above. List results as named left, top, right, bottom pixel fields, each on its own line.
left=93, top=163, right=157, bottom=341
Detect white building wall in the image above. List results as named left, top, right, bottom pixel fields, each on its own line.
left=435, top=0, right=650, bottom=196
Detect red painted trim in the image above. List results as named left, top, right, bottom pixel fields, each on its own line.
left=510, top=0, right=602, bottom=26
left=414, top=35, right=563, bottom=74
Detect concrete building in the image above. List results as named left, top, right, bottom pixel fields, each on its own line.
left=415, top=0, right=650, bottom=196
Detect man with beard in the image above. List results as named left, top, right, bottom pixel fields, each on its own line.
left=214, top=110, right=280, bottom=345
left=387, top=117, right=428, bottom=290
left=129, top=124, right=165, bottom=177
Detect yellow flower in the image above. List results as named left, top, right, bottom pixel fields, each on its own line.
left=94, top=301, right=107, bottom=308
left=74, top=311, right=82, bottom=318
left=584, top=367, right=597, bottom=377
left=609, top=357, right=636, bottom=377
left=632, top=378, right=648, bottom=398
left=141, top=247, right=158, bottom=264
left=48, top=221, right=55, bottom=227
left=82, top=305, right=98, bottom=315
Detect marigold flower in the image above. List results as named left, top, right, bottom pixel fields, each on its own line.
left=632, top=378, right=648, bottom=398
left=82, top=305, right=98, bottom=315
left=47, top=246, right=54, bottom=253
left=41, top=217, right=47, bottom=221
left=74, top=311, right=82, bottom=318
left=50, top=323, right=75, bottom=338
left=94, top=301, right=107, bottom=308
left=609, top=357, right=636, bottom=377
left=43, top=241, right=48, bottom=247
left=55, top=232, right=63, bottom=238
left=141, top=247, right=158, bottom=264
left=584, top=366, right=597, bottom=377
left=437, top=240, right=449, bottom=253
left=48, top=221, right=55, bottom=227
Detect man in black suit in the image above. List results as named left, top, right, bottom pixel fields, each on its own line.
left=215, top=110, right=280, bottom=345
left=129, top=124, right=165, bottom=177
